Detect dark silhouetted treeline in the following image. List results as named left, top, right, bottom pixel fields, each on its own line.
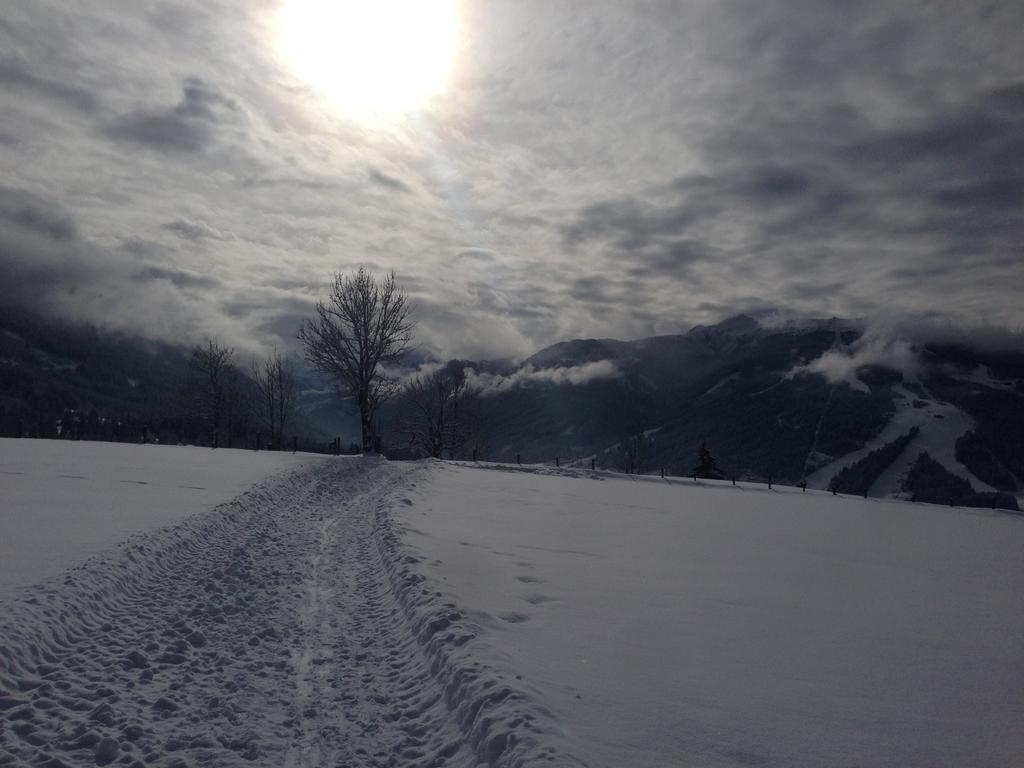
left=0, top=306, right=333, bottom=452
left=904, top=452, right=1018, bottom=511
left=828, top=428, right=919, bottom=495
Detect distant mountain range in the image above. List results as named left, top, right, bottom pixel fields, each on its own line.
left=400, top=313, right=1023, bottom=510
left=2, top=305, right=1021, bottom=510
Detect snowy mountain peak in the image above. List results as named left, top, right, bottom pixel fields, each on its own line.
left=687, top=313, right=762, bottom=339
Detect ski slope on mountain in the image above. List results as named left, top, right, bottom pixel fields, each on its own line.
left=397, top=462, right=1024, bottom=767
left=0, top=439, right=326, bottom=600
left=806, top=380, right=996, bottom=496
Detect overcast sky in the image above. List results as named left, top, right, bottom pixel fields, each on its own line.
left=1, top=0, right=1022, bottom=359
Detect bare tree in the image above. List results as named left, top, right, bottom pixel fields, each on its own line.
left=299, top=268, right=414, bottom=452
left=251, top=349, right=297, bottom=450
left=400, top=366, right=481, bottom=458
left=222, top=362, right=252, bottom=447
left=621, top=431, right=650, bottom=475
left=186, top=340, right=239, bottom=446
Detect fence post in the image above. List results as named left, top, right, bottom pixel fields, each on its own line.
left=591, top=459, right=595, bottom=471
left=768, top=476, right=772, bottom=489
left=472, top=448, right=477, bottom=462
left=516, top=453, right=521, bottom=465
left=555, top=456, right=560, bottom=468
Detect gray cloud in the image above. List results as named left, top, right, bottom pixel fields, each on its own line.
left=563, top=197, right=695, bottom=252
left=0, top=189, right=119, bottom=308
left=454, top=248, right=496, bottom=262
left=163, top=218, right=229, bottom=241
left=930, top=177, right=1024, bottom=210
left=0, top=186, right=78, bottom=241
left=0, top=0, right=1022, bottom=360
left=133, top=266, right=222, bottom=291
left=105, top=78, right=238, bottom=153
left=0, top=59, right=98, bottom=113
left=368, top=168, right=411, bottom=193
left=0, top=185, right=284, bottom=355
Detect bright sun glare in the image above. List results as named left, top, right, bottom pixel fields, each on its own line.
left=277, top=0, right=459, bottom=118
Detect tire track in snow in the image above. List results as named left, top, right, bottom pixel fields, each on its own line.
left=1, top=458, right=573, bottom=767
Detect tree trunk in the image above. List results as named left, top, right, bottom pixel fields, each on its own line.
left=359, top=388, right=374, bottom=453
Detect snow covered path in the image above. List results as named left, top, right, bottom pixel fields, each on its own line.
left=0, top=458, right=564, bottom=767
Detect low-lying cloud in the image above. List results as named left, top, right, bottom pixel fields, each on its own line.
left=787, top=314, right=1024, bottom=393
left=791, top=333, right=918, bottom=393
left=466, top=360, right=620, bottom=397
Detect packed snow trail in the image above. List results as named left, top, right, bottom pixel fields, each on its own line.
left=0, top=458, right=571, bottom=767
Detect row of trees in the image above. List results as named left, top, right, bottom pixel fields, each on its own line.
left=397, top=364, right=487, bottom=458
left=5, top=267, right=480, bottom=456
left=182, top=342, right=296, bottom=450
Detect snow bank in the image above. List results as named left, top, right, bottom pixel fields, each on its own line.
left=372, top=474, right=578, bottom=766
left=0, top=439, right=325, bottom=600
left=396, top=463, right=1024, bottom=767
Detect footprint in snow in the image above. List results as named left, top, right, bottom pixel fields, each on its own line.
left=498, top=612, right=531, bottom=624
left=522, top=594, right=555, bottom=605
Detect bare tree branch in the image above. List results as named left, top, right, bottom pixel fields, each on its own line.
left=398, top=366, right=488, bottom=459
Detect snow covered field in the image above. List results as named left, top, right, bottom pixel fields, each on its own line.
left=2, top=444, right=1022, bottom=766
left=0, top=439, right=325, bottom=600
left=397, top=463, right=1024, bottom=767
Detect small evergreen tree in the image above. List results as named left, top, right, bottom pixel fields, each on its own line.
left=691, top=440, right=723, bottom=479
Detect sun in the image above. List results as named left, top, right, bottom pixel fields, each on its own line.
left=276, top=0, right=460, bottom=118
